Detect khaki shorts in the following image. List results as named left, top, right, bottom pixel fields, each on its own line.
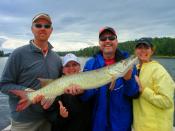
left=11, top=119, right=51, bottom=131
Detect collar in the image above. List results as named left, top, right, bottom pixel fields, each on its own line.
left=95, top=49, right=126, bottom=67
left=29, top=40, right=53, bottom=53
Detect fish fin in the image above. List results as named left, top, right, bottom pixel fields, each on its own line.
left=38, top=78, right=54, bottom=87
left=9, top=90, right=31, bottom=112
left=109, top=76, right=116, bottom=90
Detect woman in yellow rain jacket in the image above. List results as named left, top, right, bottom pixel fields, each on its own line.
left=133, top=38, right=175, bottom=131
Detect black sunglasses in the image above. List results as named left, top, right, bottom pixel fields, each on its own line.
left=99, top=35, right=117, bottom=41
left=33, top=23, right=52, bottom=29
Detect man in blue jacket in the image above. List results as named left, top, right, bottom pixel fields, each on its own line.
left=65, top=26, right=139, bottom=131
left=83, top=27, right=139, bottom=131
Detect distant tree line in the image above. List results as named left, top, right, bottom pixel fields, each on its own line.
left=57, top=37, right=175, bottom=57
left=0, top=51, right=11, bottom=57
left=1, top=37, right=174, bottom=57
left=57, top=46, right=100, bottom=57
left=0, top=50, right=4, bottom=57
left=118, top=37, right=175, bottom=56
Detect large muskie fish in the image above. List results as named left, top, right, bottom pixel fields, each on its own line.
left=10, top=56, right=138, bottom=111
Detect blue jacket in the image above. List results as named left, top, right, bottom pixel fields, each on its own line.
left=81, top=50, right=139, bottom=131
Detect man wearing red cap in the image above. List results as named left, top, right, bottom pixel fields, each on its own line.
left=0, top=13, right=62, bottom=131
left=65, top=26, right=140, bottom=131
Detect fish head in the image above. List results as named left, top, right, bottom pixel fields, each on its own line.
left=108, top=55, right=138, bottom=77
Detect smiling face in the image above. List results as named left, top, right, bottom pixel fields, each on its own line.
left=135, top=44, right=154, bottom=63
left=99, top=31, right=118, bottom=59
left=63, top=61, right=81, bottom=75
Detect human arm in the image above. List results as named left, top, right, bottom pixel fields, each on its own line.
left=40, top=84, right=81, bottom=109
left=123, top=66, right=140, bottom=98
left=140, top=66, right=174, bottom=109
left=63, top=80, right=97, bottom=101
left=0, top=52, right=27, bottom=95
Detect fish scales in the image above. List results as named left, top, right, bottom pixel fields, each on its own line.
left=27, top=56, right=138, bottom=101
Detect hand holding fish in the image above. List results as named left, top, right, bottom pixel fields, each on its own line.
left=25, top=88, right=45, bottom=105
left=123, top=68, right=133, bottom=80
left=41, top=96, right=55, bottom=109
left=32, top=94, right=44, bottom=104
left=30, top=89, right=55, bottom=109
left=135, top=75, right=144, bottom=93
left=64, top=84, right=84, bottom=95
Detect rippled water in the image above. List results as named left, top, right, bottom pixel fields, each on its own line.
left=0, top=57, right=174, bottom=130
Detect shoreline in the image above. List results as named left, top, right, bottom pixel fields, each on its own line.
left=152, top=55, right=175, bottom=59
left=1, top=56, right=175, bottom=58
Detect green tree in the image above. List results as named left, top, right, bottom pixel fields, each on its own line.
left=0, top=50, right=4, bottom=57
left=57, top=37, right=175, bottom=57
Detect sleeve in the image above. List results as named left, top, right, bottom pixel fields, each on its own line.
left=124, top=65, right=140, bottom=98
left=80, top=89, right=97, bottom=101
left=141, top=65, right=175, bottom=109
left=0, top=51, right=26, bottom=95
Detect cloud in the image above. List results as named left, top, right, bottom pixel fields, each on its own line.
left=1, top=38, right=27, bottom=49
left=52, top=41, right=94, bottom=51
left=0, top=0, right=174, bottom=52
left=50, top=32, right=98, bottom=51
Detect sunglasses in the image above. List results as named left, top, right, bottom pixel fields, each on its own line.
left=99, top=35, right=117, bottom=41
left=33, top=23, right=52, bottom=29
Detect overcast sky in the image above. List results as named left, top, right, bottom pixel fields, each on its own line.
left=0, top=0, right=175, bottom=53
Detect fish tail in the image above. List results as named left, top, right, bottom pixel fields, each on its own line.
left=9, top=90, right=31, bottom=112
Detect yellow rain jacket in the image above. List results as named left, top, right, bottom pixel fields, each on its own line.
left=133, top=61, right=175, bottom=131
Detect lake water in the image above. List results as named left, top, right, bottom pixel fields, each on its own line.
left=0, top=57, right=175, bottom=130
